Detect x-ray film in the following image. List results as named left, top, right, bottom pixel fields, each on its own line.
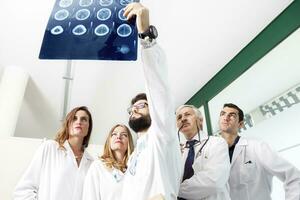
left=39, top=0, right=138, bottom=60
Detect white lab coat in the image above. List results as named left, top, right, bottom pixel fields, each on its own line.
left=82, top=160, right=125, bottom=200
left=229, top=137, right=300, bottom=200
left=178, top=133, right=231, bottom=200
left=121, top=40, right=182, bottom=200
left=14, top=140, right=93, bottom=200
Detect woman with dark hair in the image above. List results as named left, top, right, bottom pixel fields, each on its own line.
left=82, top=124, right=134, bottom=200
left=14, top=106, right=94, bottom=200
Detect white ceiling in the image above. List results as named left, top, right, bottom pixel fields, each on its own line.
left=0, top=0, right=292, bottom=144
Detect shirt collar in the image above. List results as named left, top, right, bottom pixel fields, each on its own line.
left=236, top=136, right=248, bottom=146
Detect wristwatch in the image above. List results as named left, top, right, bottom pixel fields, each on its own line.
left=138, top=25, right=158, bottom=40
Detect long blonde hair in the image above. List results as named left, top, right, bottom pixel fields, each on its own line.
left=101, top=124, right=134, bottom=172
left=55, top=106, right=93, bottom=150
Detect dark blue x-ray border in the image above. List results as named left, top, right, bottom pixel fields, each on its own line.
left=39, top=0, right=138, bottom=60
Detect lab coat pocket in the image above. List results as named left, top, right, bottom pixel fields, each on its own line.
left=193, top=151, right=209, bottom=171
left=240, top=160, right=257, bottom=184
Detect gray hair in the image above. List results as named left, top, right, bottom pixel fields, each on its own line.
left=175, top=105, right=203, bottom=119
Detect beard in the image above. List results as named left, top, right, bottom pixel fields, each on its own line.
left=128, top=114, right=151, bottom=133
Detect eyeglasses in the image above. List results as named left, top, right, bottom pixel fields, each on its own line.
left=127, top=102, right=148, bottom=115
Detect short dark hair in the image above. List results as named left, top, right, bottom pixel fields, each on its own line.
left=223, top=103, right=244, bottom=122
left=131, top=93, right=147, bottom=105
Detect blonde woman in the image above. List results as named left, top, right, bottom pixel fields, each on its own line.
left=82, top=124, right=134, bottom=200
left=14, top=106, right=94, bottom=200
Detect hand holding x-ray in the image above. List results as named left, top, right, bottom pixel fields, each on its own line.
left=123, top=3, right=150, bottom=33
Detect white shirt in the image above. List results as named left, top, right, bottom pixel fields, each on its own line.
left=121, top=40, right=182, bottom=200
left=82, top=160, right=125, bottom=200
left=14, top=140, right=93, bottom=200
left=229, top=137, right=300, bottom=200
left=179, top=133, right=231, bottom=200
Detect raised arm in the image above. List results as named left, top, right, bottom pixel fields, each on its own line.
left=124, top=3, right=175, bottom=142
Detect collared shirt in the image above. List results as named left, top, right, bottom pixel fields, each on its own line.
left=180, top=132, right=208, bottom=170
left=14, top=140, right=93, bottom=200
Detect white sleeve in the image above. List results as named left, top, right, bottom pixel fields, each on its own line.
left=14, top=141, right=46, bottom=200
left=82, top=162, right=101, bottom=200
left=256, top=142, right=300, bottom=200
left=141, top=40, right=176, bottom=143
left=178, top=138, right=230, bottom=199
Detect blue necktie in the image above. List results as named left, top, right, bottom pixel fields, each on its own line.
left=182, top=140, right=197, bottom=182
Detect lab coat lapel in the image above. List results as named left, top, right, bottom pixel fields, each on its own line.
left=231, top=137, right=247, bottom=166
left=80, top=150, right=93, bottom=169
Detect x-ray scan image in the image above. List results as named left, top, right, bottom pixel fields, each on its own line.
left=39, top=0, right=138, bottom=60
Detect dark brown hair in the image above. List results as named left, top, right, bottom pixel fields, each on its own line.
left=131, top=93, right=147, bottom=105
left=223, top=103, right=244, bottom=122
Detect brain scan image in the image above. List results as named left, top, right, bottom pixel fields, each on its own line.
left=117, top=24, right=132, bottom=37
left=54, top=9, right=69, bottom=21
left=99, top=0, right=113, bottom=7
left=79, top=0, right=93, bottom=7
left=72, top=24, right=87, bottom=35
left=76, top=9, right=91, bottom=20
left=97, top=8, right=111, bottom=21
left=120, top=0, right=133, bottom=6
left=118, top=9, right=126, bottom=21
left=51, top=25, right=64, bottom=35
left=40, top=0, right=138, bottom=60
left=59, top=0, right=73, bottom=8
left=94, top=24, right=110, bottom=36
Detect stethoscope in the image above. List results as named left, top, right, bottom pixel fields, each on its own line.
left=177, top=122, right=210, bottom=157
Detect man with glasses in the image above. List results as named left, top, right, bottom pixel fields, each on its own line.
left=219, top=103, right=300, bottom=200
left=176, top=105, right=231, bottom=200
left=121, top=3, right=182, bottom=200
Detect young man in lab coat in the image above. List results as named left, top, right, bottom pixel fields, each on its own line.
left=219, top=103, right=300, bottom=200
left=176, top=105, right=231, bottom=200
left=121, top=3, right=182, bottom=200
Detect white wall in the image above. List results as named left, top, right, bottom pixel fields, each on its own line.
left=0, top=137, right=43, bottom=200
